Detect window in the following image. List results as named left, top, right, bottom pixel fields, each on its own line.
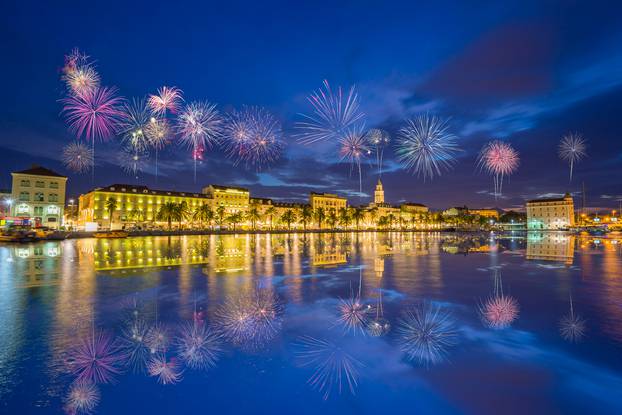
left=47, top=217, right=57, bottom=222
left=16, top=204, right=29, bottom=214
left=35, top=192, right=44, bottom=202
left=47, top=206, right=59, bottom=214
left=48, top=194, right=58, bottom=202
left=34, top=206, right=43, bottom=215
left=20, top=179, right=30, bottom=187
left=35, top=181, right=45, bottom=188
left=49, top=182, right=59, bottom=189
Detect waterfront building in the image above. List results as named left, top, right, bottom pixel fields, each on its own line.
left=10, top=165, right=67, bottom=229
left=309, top=192, right=347, bottom=212
left=526, top=193, right=575, bottom=230
left=442, top=206, right=468, bottom=217
left=202, top=184, right=250, bottom=215
left=0, top=188, right=11, bottom=224
left=468, top=208, right=500, bottom=219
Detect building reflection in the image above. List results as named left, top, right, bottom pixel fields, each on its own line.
left=526, top=232, right=575, bottom=264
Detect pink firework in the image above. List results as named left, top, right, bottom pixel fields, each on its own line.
left=337, top=296, right=371, bottom=335
left=148, top=86, right=184, bottom=117
left=477, top=140, right=519, bottom=198
left=480, top=295, right=519, bottom=329
left=64, top=380, right=100, bottom=415
left=61, top=86, right=125, bottom=142
left=147, top=354, right=183, bottom=385
left=67, top=328, right=125, bottom=384
left=62, top=48, right=100, bottom=98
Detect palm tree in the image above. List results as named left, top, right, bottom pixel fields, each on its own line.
left=300, top=205, right=313, bottom=231
left=378, top=216, right=389, bottom=229
left=227, top=212, right=244, bottom=231
left=216, top=205, right=226, bottom=228
left=281, top=209, right=297, bottom=231
left=157, top=202, right=178, bottom=231
left=177, top=201, right=190, bottom=230
left=387, top=213, right=396, bottom=230
left=314, top=207, right=325, bottom=230
left=265, top=206, right=277, bottom=230
left=338, top=207, right=351, bottom=229
left=369, top=207, right=378, bottom=229
left=326, top=210, right=338, bottom=229
left=246, top=207, right=261, bottom=230
left=128, top=208, right=145, bottom=225
left=193, top=204, right=213, bottom=230
left=351, top=207, right=365, bottom=230
left=105, top=197, right=117, bottom=230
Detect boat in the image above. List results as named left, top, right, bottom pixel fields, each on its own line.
left=94, top=231, right=129, bottom=239
left=0, top=229, right=38, bottom=243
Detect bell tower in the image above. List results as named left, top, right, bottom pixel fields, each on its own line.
left=374, top=179, right=384, bottom=204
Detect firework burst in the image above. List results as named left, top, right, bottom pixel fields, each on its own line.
left=339, top=128, right=370, bottom=194
left=64, top=380, right=100, bottom=415
left=120, top=315, right=150, bottom=373
left=294, top=335, right=363, bottom=400
left=558, top=132, right=587, bottom=182
left=145, top=323, right=171, bottom=354
left=118, top=98, right=151, bottom=151
left=336, top=296, right=371, bottom=335
left=365, top=128, right=390, bottom=176
left=62, top=48, right=100, bottom=98
left=63, top=142, right=94, bottom=173
left=145, top=117, right=171, bottom=150
left=296, top=80, right=364, bottom=145
left=559, top=294, right=586, bottom=342
left=397, top=303, right=458, bottom=366
left=147, top=354, right=183, bottom=385
left=175, top=321, right=223, bottom=370
left=479, top=273, right=519, bottom=330
left=148, top=86, right=183, bottom=117
left=177, top=101, right=223, bottom=182
left=67, top=328, right=125, bottom=384
left=119, top=145, right=149, bottom=178
left=223, top=107, right=285, bottom=169
left=477, top=140, right=519, bottom=199
left=396, top=114, right=461, bottom=180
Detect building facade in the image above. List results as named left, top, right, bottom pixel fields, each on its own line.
left=309, top=192, right=347, bottom=212
left=526, top=193, right=575, bottom=230
left=202, top=185, right=250, bottom=215
left=10, top=166, right=67, bottom=229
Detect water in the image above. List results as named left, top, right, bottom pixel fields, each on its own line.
left=1, top=232, right=621, bottom=414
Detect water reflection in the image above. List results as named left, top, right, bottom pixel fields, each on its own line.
left=1, top=231, right=622, bottom=414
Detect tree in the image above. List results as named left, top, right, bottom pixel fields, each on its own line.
left=351, top=207, right=365, bottom=230
left=128, top=208, right=145, bottom=225
left=216, top=205, right=227, bottom=228
left=157, top=202, right=178, bottom=231
left=378, top=216, right=389, bottom=229
left=299, top=205, right=313, bottom=231
left=246, top=207, right=261, bottom=230
left=338, top=207, right=351, bottom=229
left=265, top=206, right=277, bottom=230
left=326, top=210, right=338, bottom=229
left=193, top=204, right=213, bottom=230
left=369, top=207, right=378, bottom=228
left=227, top=212, right=244, bottom=231
left=104, top=197, right=117, bottom=230
left=177, top=201, right=190, bottom=230
left=387, top=213, right=396, bottom=229
left=281, top=209, right=297, bottom=231
left=314, top=207, right=325, bottom=230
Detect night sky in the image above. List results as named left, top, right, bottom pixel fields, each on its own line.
left=2, top=0, right=621, bottom=210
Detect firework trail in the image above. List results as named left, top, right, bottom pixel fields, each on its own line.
left=119, top=144, right=149, bottom=179
left=118, top=98, right=151, bottom=151
left=67, top=326, right=125, bottom=384
left=175, top=320, right=223, bottom=370
left=397, top=302, right=458, bottom=366
left=62, top=48, right=100, bottom=98
left=63, top=141, right=94, bottom=173
left=559, top=294, right=586, bottom=342
left=147, top=86, right=183, bottom=182
left=396, top=114, right=461, bottom=180
left=147, top=354, right=183, bottom=385
left=296, top=80, right=364, bottom=145
left=177, top=101, right=223, bottom=182
left=294, top=335, right=363, bottom=400
left=120, top=311, right=151, bottom=373
left=367, top=289, right=390, bottom=337
left=216, top=289, right=283, bottom=350
left=365, top=128, right=390, bottom=176
left=558, top=132, right=587, bottom=183
left=477, top=140, right=519, bottom=199
left=64, top=380, right=100, bottom=415
left=223, top=106, right=285, bottom=169
left=339, top=128, right=370, bottom=195
left=479, top=271, right=519, bottom=330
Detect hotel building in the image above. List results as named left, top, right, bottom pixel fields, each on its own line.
left=10, top=166, right=67, bottom=229
left=526, top=193, right=575, bottom=230
left=202, top=185, right=250, bottom=215
left=309, top=192, right=347, bottom=212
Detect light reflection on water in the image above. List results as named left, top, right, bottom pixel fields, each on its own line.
left=0, top=231, right=621, bottom=414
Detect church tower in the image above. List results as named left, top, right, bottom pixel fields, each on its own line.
left=374, top=179, right=385, bottom=204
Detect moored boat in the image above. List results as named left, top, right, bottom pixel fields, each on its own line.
left=94, top=231, right=129, bottom=239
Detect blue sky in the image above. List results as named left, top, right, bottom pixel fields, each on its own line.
left=1, top=0, right=621, bottom=209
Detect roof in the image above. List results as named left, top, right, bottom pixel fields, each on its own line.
left=90, top=184, right=212, bottom=199
left=527, top=193, right=572, bottom=204
left=402, top=202, right=427, bottom=207
left=310, top=192, right=346, bottom=199
left=207, top=184, right=249, bottom=192
left=12, top=165, right=66, bottom=178
left=250, top=197, right=273, bottom=204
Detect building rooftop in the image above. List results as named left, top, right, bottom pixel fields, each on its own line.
left=207, top=184, right=249, bottom=192
left=12, top=165, right=66, bottom=178
left=527, top=193, right=572, bottom=204
left=90, top=184, right=212, bottom=199
left=310, top=192, right=346, bottom=198
left=402, top=202, right=427, bottom=207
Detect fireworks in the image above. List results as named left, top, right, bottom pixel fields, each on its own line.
left=62, top=48, right=100, bottom=98
left=145, top=117, right=171, bottom=150
left=177, top=101, right=223, bottom=181
left=145, top=323, right=171, bottom=354
left=559, top=294, right=586, bottom=342
left=216, top=290, right=283, bottom=350
left=64, top=381, right=100, bottom=414
left=118, top=98, right=151, bottom=151
left=148, top=86, right=183, bottom=117
left=120, top=315, right=150, bottom=373
left=479, top=273, right=519, bottom=330
left=558, top=132, right=587, bottom=182
left=176, top=321, right=223, bottom=370
left=119, top=145, right=149, bottom=178
left=339, top=128, right=370, bottom=194
left=223, top=107, right=285, bottom=169
left=396, top=114, right=461, bottom=180
left=67, top=328, right=125, bottom=384
left=477, top=140, right=519, bottom=198
left=61, top=86, right=125, bottom=143
left=294, top=335, right=363, bottom=400
left=365, top=128, right=390, bottom=176
left=63, top=142, right=94, bottom=173
left=296, top=80, right=364, bottom=145
left=397, top=303, right=458, bottom=366
left=367, top=317, right=390, bottom=337
left=336, top=296, right=371, bottom=335
left=147, top=354, right=183, bottom=385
